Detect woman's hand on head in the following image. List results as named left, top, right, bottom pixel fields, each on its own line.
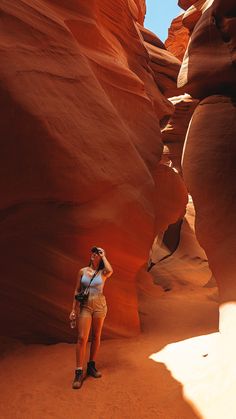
left=97, top=248, right=105, bottom=258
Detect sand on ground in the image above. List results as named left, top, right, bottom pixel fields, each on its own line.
left=0, top=280, right=220, bottom=419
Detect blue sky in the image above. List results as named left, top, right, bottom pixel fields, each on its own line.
left=144, top=0, right=182, bottom=42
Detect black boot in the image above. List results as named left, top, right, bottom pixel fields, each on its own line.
left=87, top=361, right=102, bottom=378
left=72, top=369, right=83, bottom=389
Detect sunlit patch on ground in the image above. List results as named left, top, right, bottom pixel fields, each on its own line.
left=149, top=332, right=236, bottom=419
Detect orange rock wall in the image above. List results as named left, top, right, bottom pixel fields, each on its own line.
left=165, top=14, right=190, bottom=61
left=161, top=94, right=198, bottom=174
left=178, top=0, right=199, bottom=10
left=178, top=0, right=235, bottom=98
left=179, top=0, right=236, bottom=309
left=140, top=26, right=182, bottom=97
left=149, top=199, right=212, bottom=292
left=0, top=0, right=187, bottom=342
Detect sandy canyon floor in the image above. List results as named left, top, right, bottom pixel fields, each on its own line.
left=0, top=283, right=221, bottom=419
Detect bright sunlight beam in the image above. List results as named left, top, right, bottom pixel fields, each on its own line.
left=149, top=331, right=236, bottom=419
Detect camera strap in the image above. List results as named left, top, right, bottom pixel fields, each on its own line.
left=86, top=269, right=99, bottom=289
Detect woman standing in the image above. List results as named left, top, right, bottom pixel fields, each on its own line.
left=69, top=246, right=113, bottom=389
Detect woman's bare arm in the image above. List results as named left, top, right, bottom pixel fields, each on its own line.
left=98, top=249, right=113, bottom=278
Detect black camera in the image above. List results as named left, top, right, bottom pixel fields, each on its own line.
left=91, top=246, right=100, bottom=254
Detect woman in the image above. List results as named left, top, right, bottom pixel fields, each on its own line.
left=69, top=246, right=113, bottom=389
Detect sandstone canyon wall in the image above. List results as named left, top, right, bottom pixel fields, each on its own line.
left=0, top=0, right=188, bottom=342
left=165, top=14, right=190, bottom=61
left=178, top=0, right=236, bottom=341
left=148, top=199, right=213, bottom=292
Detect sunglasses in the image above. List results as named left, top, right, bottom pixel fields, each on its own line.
left=91, top=246, right=100, bottom=254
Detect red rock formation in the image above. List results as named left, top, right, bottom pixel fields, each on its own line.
left=148, top=199, right=213, bottom=292
left=152, top=164, right=188, bottom=233
left=181, top=0, right=207, bottom=32
left=177, top=0, right=235, bottom=98
left=161, top=94, right=198, bottom=174
left=139, top=25, right=182, bottom=97
left=132, top=0, right=147, bottom=24
left=179, top=0, right=236, bottom=342
left=178, top=0, right=199, bottom=10
left=163, top=14, right=196, bottom=177
left=165, top=14, right=190, bottom=61
left=138, top=25, right=166, bottom=49
left=0, top=0, right=187, bottom=342
left=182, top=95, right=236, bottom=299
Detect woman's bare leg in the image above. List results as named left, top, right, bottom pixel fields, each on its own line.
left=76, top=316, right=91, bottom=368
left=89, top=316, right=105, bottom=361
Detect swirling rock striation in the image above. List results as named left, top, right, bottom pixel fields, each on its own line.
left=0, top=0, right=187, bottom=342
left=139, top=25, right=182, bottom=98
left=179, top=0, right=236, bottom=342
left=161, top=94, right=198, bottom=174
left=165, top=14, right=190, bottom=61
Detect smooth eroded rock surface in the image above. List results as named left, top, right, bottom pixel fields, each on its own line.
left=165, top=14, right=190, bottom=61
left=0, top=0, right=187, bottom=342
left=178, top=0, right=236, bottom=98
left=179, top=0, right=236, bottom=303
left=139, top=25, right=182, bottom=97
left=161, top=94, right=198, bottom=173
left=182, top=95, right=236, bottom=303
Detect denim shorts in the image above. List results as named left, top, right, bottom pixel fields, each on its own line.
left=79, top=294, right=107, bottom=319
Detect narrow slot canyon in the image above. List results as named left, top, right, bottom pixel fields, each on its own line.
left=0, top=1, right=235, bottom=418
